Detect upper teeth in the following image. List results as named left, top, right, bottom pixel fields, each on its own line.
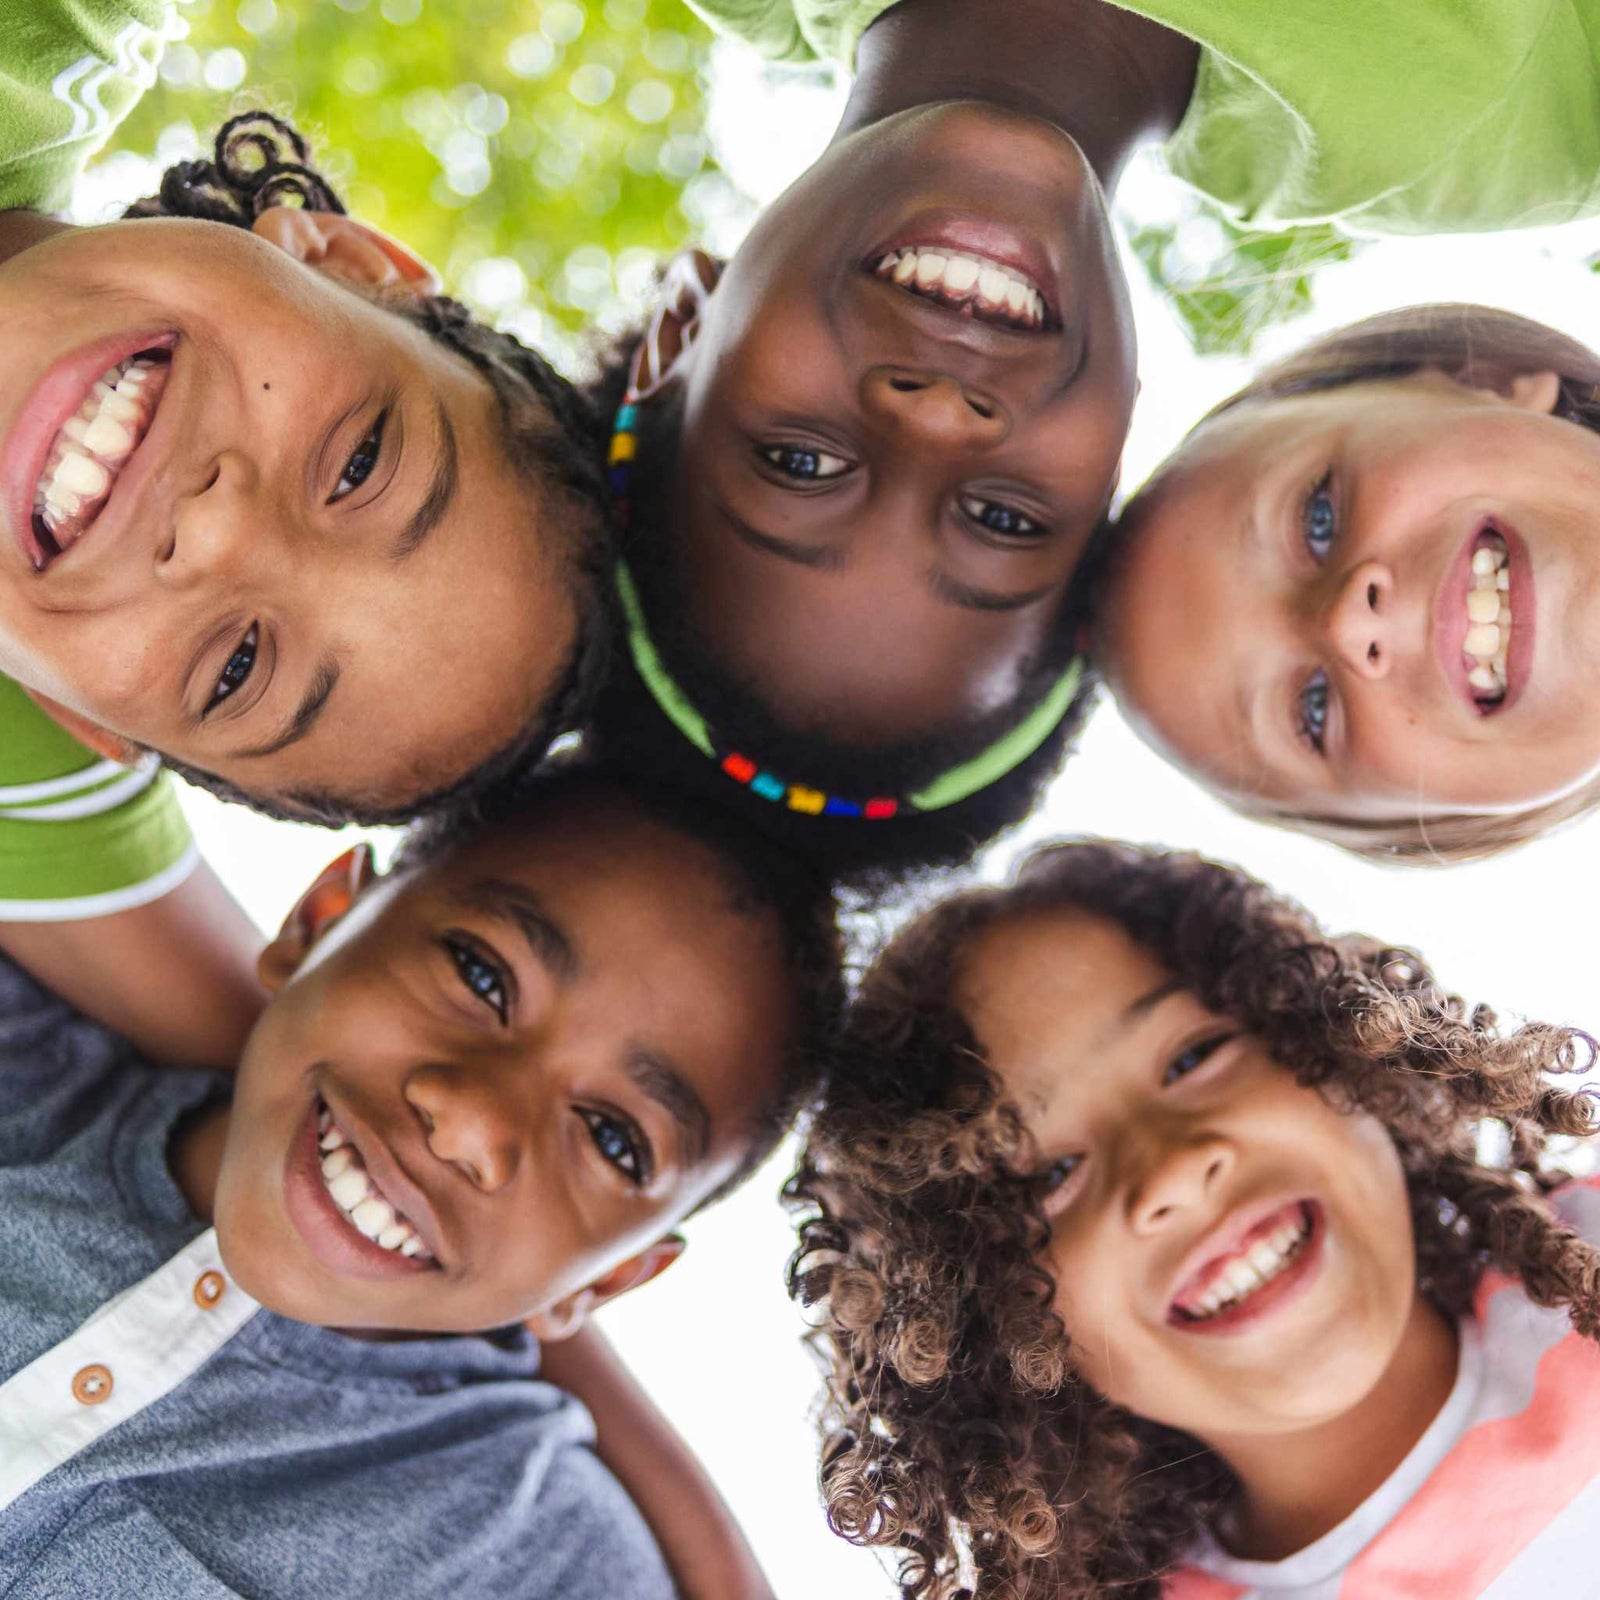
left=872, top=247, right=1046, bottom=329
left=317, top=1104, right=432, bottom=1259
left=32, top=355, right=163, bottom=549
left=1464, top=533, right=1512, bottom=703
left=1175, top=1209, right=1309, bottom=1322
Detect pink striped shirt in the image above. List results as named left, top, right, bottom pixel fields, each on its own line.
left=1166, top=1178, right=1600, bottom=1600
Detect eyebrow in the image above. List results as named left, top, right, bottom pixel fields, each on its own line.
left=628, top=1048, right=712, bottom=1170
left=390, top=397, right=459, bottom=562
left=1122, top=978, right=1184, bottom=1027
left=721, top=505, right=845, bottom=570
left=236, top=656, right=341, bottom=761
left=460, top=879, right=578, bottom=984
left=926, top=568, right=1058, bottom=613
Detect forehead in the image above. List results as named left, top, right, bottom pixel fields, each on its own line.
left=957, top=907, right=1169, bottom=1085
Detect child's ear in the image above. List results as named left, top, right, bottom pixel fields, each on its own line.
left=627, top=249, right=722, bottom=402
left=524, top=1234, right=685, bottom=1343
left=258, top=843, right=378, bottom=992
left=20, top=688, right=143, bottom=766
left=250, top=208, right=443, bottom=299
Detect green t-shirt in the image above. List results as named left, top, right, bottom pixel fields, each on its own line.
left=682, top=0, right=1600, bottom=235
left=1, top=0, right=193, bottom=920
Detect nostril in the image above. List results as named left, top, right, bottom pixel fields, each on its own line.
left=966, top=396, right=996, bottom=420
left=887, top=376, right=926, bottom=393
left=1368, top=642, right=1380, bottom=665
left=1367, top=582, right=1380, bottom=609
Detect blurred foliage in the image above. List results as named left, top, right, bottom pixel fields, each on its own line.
left=1129, top=208, right=1360, bottom=356
left=110, top=0, right=724, bottom=342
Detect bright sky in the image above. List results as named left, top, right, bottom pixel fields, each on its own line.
left=165, top=42, right=1600, bottom=1600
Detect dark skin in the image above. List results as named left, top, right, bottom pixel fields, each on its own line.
left=643, top=0, right=1196, bottom=746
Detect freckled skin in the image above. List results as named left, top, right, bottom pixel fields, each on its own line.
left=0, top=212, right=576, bottom=811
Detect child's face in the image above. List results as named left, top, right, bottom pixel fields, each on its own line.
left=667, top=102, right=1136, bottom=745
left=0, top=216, right=577, bottom=813
left=214, top=788, right=797, bottom=1334
left=957, top=907, right=1419, bottom=1445
left=1102, top=370, right=1600, bottom=829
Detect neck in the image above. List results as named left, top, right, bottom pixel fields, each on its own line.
left=171, top=1099, right=231, bottom=1223
left=837, top=0, right=1197, bottom=189
left=0, top=209, right=73, bottom=270
left=1211, top=1297, right=1460, bottom=1561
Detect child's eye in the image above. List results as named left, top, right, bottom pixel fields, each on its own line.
left=443, top=936, right=510, bottom=1023
left=1302, top=471, right=1336, bottom=561
left=578, top=1108, right=653, bottom=1188
left=759, top=443, right=852, bottom=481
left=960, top=494, right=1047, bottom=541
left=330, top=409, right=389, bottom=503
left=205, top=623, right=258, bottom=714
left=1163, top=1031, right=1236, bottom=1086
left=1297, top=667, right=1331, bottom=754
left=1035, top=1152, right=1083, bottom=1195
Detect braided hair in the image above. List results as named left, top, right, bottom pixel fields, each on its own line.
left=127, top=112, right=613, bottom=827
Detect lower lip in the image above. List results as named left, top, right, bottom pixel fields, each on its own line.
left=866, top=212, right=1063, bottom=323
left=1168, top=1202, right=1324, bottom=1337
left=1, top=329, right=176, bottom=573
left=281, top=1096, right=435, bottom=1282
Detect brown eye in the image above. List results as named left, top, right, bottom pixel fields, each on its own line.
left=760, top=443, right=852, bottom=481
left=960, top=494, right=1047, bottom=540
left=330, top=410, right=388, bottom=503
left=205, top=624, right=258, bottom=715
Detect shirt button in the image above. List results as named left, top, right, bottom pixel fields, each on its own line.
left=72, top=1364, right=113, bottom=1406
left=193, top=1270, right=227, bottom=1310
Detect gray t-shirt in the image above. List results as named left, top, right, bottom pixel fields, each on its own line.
left=0, top=956, right=677, bottom=1600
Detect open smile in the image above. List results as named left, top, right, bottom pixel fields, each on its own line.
left=3, top=330, right=176, bottom=574
left=1434, top=521, right=1535, bottom=717
left=869, top=244, right=1050, bottom=331
left=1166, top=1199, right=1323, bottom=1334
left=282, top=1093, right=445, bottom=1282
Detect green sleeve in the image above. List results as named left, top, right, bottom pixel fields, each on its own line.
left=680, top=0, right=899, bottom=67
left=0, top=675, right=195, bottom=922
left=0, top=0, right=178, bottom=214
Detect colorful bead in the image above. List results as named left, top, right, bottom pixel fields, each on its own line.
left=750, top=772, right=786, bottom=802
left=786, top=785, right=826, bottom=814
left=721, top=753, right=758, bottom=784
left=609, top=432, right=637, bottom=464
left=822, top=797, right=862, bottom=818
left=863, top=798, right=899, bottom=820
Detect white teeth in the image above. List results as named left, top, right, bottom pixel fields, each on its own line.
left=1462, top=535, right=1511, bottom=702
left=1176, top=1209, right=1311, bottom=1323
left=81, top=414, right=135, bottom=460
left=872, top=246, right=1047, bottom=330
left=314, top=1106, right=433, bottom=1261
left=52, top=452, right=109, bottom=498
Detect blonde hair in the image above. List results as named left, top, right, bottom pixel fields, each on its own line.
left=1118, top=303, right=1600, bottom=865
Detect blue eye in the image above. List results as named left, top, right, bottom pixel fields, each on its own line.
left=444, top=937, right=509, bottom=1023
left=1163, top=1032, right=1235, bottom=1086
left=331, top=410, right=388, bottom=503
left=205, top=623, right=258, bottom=714
left=579, top=1108, right=652, bottom=1187
left=760, top=444, right=851, bottom=481
left=1297, top=668, right=1331, bottom=754
left=1036, top=1152, right=1082, bottom=1195
left=1302, top=472, right=1336, bottom=561
left=960, top=495, right=1047, bottom=540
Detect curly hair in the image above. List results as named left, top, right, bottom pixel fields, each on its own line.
left=1099, top=303, right=1600, bottom=866
left=125, top=112, right=612, bottom=826
left=788, top=840, right=1600, bottom=1599
left=580, top=345, right=1097, bottom=888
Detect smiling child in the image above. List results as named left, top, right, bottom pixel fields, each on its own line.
left=1099, top=304, right=1600, bottom=863
left=584, top=0, right=1600, bottom=875
left=0, top=762, right=841, bottom=1595
left=792, top=840, right=1600, bottom=1597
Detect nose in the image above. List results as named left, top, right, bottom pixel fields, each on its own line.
left=1126, top=1131, right=1234, bottom=1235
left=1321, top=560, right=1396, bottom=681
left=858, top=366, right=1011, bottom=452
left=404, top=1064, right=522, bottom=1193
left=155, top=450, right=262, bottom=587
